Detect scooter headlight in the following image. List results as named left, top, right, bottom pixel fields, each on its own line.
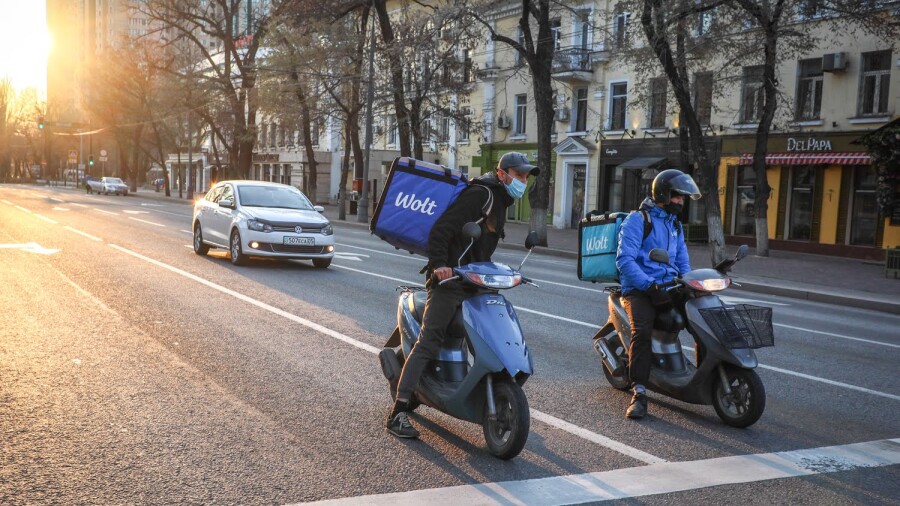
left=465, top=272, right=522, bottom=289
left=686, top=278, right=730, bottom=292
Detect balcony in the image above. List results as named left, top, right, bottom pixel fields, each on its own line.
left=551, top=47, right=593, bottom=83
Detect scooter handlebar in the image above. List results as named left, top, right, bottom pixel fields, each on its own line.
left=438, top=275, right=461, bottom=286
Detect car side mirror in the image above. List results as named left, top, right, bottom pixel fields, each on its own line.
left=525, top=231, right=538, bottom=250
left=219, top=199, right=234, bottom=209
left=461, top=222, right=482, bottom=242
left=735, top=244, right=749, bottom=261
left=649, top=248, right=670, bottom=265
left=314, top=205, right=325, bottom=213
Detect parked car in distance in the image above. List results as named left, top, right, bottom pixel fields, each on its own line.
left=192, top=180, right=335, bottom=268
left=87, top=176, right=129, bottom=196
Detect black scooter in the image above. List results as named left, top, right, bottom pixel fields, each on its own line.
left=592, top=245, right=774, bottom=427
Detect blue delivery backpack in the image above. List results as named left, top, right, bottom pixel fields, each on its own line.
left=577, top=210, right=656, bottom=283
left=371, top=157, right=471, bottom=256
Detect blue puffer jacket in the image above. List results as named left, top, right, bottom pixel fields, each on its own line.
left=616, top=198, right=691, bottom=294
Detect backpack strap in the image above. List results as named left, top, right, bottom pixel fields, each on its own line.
left=474, top=184, right=493, bottom=224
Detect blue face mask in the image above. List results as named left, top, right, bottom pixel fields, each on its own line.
left=504, top=176, right=527, bottom=199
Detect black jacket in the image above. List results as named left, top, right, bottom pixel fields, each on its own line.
left=426, top=173, right=514, bottom=271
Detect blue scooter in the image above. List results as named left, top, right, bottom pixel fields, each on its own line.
left=379, top=223, right=538, bottom=459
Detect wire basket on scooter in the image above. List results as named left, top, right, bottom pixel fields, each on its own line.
left=699, top=304, right=774, bottom=349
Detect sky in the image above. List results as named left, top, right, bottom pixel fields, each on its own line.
left=0, top=0, right=50, bottom=94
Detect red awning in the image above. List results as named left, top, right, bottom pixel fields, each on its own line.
left=739, top=152, right=871, bottom=165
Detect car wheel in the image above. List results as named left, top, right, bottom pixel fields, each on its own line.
left=193, top=225, right=210, bottom=256
left=312, top=258, right=331, bottom=269
left=230, top=230, right=247, bottom=266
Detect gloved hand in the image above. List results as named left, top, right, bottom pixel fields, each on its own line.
left=646, top=283, right=672, bottom=307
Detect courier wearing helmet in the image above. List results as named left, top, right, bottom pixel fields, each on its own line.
left=615, top=169, right=701, bottom=419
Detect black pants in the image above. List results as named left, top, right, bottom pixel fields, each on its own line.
left=395, top=277, right=469, bottom=402
left=622, top=290, right=657, bottom=386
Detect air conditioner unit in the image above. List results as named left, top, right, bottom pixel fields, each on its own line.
left=497, top=116, right=511, bottom=129
left=555, top=108, right=570, bottom=122
left=822, top=52, right=848, bottom=72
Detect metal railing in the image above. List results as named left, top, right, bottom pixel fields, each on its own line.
left=552, top=47, right=592, bottom=73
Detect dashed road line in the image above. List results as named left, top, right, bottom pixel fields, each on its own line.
left=35, top=214, right=58, bottom=224
left=14, top=205, right=31, bottom=214
left=64, top=226, right=102, bottom=242
left=93, top=208, right=118, bottom=216
left=128, top=217, right=165, bottom=227
left=774, top=323, right=900, bottom=349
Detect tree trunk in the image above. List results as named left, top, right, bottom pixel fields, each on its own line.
left=338, top=127, right=351, bottom=221
left=373, top=0, right=411, bottom=157
left=751, top=28, right=780, bottom=258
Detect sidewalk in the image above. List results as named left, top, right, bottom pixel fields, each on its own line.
left=125, top=187, right=900, bottom=314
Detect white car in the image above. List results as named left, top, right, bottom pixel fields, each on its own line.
left=192, top=180, right=335, bottom=268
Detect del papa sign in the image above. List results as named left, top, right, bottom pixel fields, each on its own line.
left=787, top=137, right=833, bottom=152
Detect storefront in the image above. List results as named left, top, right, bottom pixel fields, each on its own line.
left=596, top=136, right=721, bottom=232
left=719, top=132, right=897, bottom=260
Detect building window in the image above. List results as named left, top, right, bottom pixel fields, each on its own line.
left=788, top=165, right=816, bottom=240
left=693, top=72, right=713, bottom=126
left=576, top=11, right=590, bottom=49
left=457, top=107, right=471, bottom=142
left=609, top=82, right=627, bottom=130
left=734, top=166, right=756, bottom=236
left=269, top=123, right=277, bottom=147
left=799, top=0, right=824, bottom=18
left=613, top=12, right=630, bottom=49
left=795, top=58, right=823, bottom=120
left=648, top=77, right=667, bottom=128
left=858, top=50, right=891, bottom=116
left=514, top=94, right=527, bottom=135
left=516, top=28, right=525, bottom=65
left=438, top=113, right=450, bottom=143
left=740, top=65, right=765, bottom=123
left=258, top=122, right=266, bottom=147
left=462, top=49, right=474, bottom=83
left=573, top=87, right=588, bottom=132
left=550, top=18, right=562, bottom=50
left=387, top=117, right=397, bottom=146
left=696, top=11, right=713, bottom=36
left=282, top=164, right=292, bottom=185
left=850, top=165, right=877, bottom=245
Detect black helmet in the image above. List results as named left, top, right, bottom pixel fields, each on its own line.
left=652, top=169, right=701, bottom=204
left=497, top=152, right=540, bottom=176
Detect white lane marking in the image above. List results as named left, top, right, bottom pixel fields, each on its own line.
left=530, top=410, right=665, bottom=465
left=35, top=214, right=58, bottom=224
left=140, top=203, right=163, bottom=207
left=49, top=197, right=64, bottom=203
left=721, top=295, right=790, bottom=306
left=128, top=217, right=165, bottom=227
left=774, top=323, right=900, bottom=349
left=181, top=229, right=193, bottom=234
left=14, top=205, right=31, bottom=213
left=93, top=208, right=118, bottom=216
left=71, top=203, right=88, bottom=208
left=185, top=245, right=193, bottom=249
left=64, top=226, right=102, bottom=242
left=52, top=207, right=70, bottom=211
left=336, top=242, right=608, bottom=293
left=299, top=438, right=900, bottom=506
left=1, top=199, right=13, bottom=205
left=109, top=244, right=381, bottom=355
left=123, top=210, right=150, bottom=214
left=681, top=346, right=900, bottom=402
left=111, top=246, right=663, bottom=463
left=333, top=252, right=364, bottom=261
left=0, top=243, right=60, bottom=255
left=333, top=262, right=900, bottom=400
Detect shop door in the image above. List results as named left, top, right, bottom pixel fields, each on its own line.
left=734, top=166, right=756, bottom=236
left=569, top=164, right=586, bottom=228
left=622, top=168, right=645, bottom=211
left=788, top=165, right=816, bottom=240
left=850, top=165, right=877, bottom=245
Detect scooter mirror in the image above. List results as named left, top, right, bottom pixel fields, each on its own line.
left=461, top=222, right=482, bottom=242
left=649, top=248, right=670, bottom=265
left=735, top=244, right=749, bottom=261
left=524, top=231, right=538, bottom=250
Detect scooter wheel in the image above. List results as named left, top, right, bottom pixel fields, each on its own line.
left=601, top=335, right=630, bottom=391
left=712, top=366, right=766, bottom=428
left=483, top=379, right=530, bottom=460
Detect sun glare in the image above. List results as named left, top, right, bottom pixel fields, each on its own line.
left=0, top=0, right=49, bottom=93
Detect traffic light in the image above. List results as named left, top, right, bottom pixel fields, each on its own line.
left=89, top=155, right=94, bottom=166
left=38, top=116, right=44, bottom=129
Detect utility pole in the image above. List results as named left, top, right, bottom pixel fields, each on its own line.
left=357, top=8, right=376, bottom=223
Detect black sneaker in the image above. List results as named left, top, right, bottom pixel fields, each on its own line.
left=626, top=393, right=648, bottom=419
left=386, top=412, right=420, bottom=439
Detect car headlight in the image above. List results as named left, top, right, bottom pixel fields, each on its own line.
left=320, top=223, right=333, bottom=236
left=247, top=219, right=272, bottom=232
left=464, top=272, right=522, bottom=289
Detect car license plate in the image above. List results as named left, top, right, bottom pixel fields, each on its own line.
left=284, top=236, right=314, bottom=246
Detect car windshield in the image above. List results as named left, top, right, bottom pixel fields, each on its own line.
left=237, top=185, right=314, bottom=210
left=106, top=178, right=124, bottom=184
